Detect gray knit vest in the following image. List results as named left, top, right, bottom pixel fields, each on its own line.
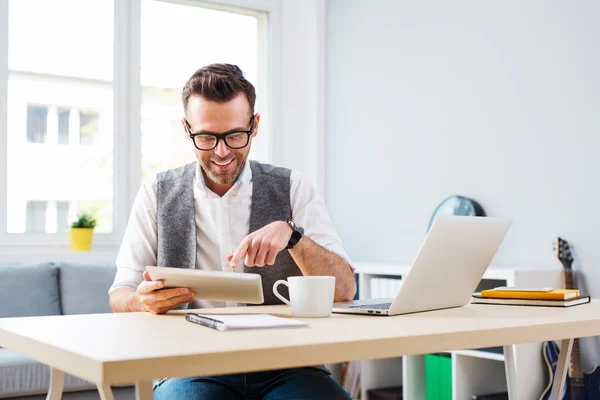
left=155, top=160, right=303, bottom=307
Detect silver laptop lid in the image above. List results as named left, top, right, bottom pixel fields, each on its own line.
left=388, top=216, right=512, bottom=315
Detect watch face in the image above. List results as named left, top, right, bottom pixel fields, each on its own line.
left=288, top=219, right=303, bottom=234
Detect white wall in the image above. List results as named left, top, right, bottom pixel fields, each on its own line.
left=326, top=0, right=600, bottom=368
left=275, top=0, right=325, bottom=196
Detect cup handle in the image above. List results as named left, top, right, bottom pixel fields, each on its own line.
left=273, top=280, right=291, bottom=305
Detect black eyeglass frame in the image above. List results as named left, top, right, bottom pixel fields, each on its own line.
left=184, top=115, right=256, bottom=151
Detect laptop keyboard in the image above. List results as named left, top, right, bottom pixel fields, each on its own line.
left=349, top=303, right=392, bottom=310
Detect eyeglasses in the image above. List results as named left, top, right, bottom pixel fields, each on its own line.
left=184, top=116, right=255, bottom=151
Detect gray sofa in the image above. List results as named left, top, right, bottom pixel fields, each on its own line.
left=0, top=262, right=130, bottom=399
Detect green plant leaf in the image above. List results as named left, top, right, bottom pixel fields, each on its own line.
left=71, top=212, right=97, bottom=229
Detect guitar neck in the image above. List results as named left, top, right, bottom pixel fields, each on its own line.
left=563, top=269, right=585, bottom=379
left=563, top=270, right=576, bottom=291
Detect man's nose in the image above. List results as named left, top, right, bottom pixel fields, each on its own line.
left=214, top=138, right=230, bottom=158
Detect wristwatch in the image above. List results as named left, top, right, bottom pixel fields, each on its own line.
left=285, top=219, right=304, bottom=249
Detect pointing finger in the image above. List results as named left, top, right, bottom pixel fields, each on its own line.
left=230, top=236, right=250, bottom=268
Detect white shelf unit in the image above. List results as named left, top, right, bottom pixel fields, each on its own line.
left=353, top=262, right=563, bottom=400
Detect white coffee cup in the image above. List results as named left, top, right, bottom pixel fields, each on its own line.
left=273, top=276, right=336, bottom=318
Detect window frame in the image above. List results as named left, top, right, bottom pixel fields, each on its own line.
left=0, top=0, right=280, bottom=254
left=25, top=104, right=49, bottom=144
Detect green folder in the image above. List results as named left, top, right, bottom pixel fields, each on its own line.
left=425, top=354, right=452, bottom=400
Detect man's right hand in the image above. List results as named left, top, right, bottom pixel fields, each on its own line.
left=136, top=271, right=195, bottom=315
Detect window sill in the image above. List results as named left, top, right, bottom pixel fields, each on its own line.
left=0, top=245, right=118, bottom=264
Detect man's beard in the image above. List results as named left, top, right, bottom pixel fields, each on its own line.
left=201, top=152, right=247, bottom=185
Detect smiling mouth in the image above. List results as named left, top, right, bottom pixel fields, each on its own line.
left=212, top=159, right=234, bottom=167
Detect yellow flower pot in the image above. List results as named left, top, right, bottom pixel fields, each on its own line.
left=70, top=228, right=94, bottom=251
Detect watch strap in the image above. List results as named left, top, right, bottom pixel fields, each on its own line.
left=285, top=219, right=303, bottom=249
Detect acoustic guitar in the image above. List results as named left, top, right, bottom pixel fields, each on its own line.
left=538, top=237, right=600, bottom=400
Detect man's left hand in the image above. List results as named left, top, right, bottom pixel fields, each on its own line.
left=228, top=221, right=292, bottom=268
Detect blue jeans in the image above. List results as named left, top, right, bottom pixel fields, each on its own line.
left=153, top=367, right=352, bottom=400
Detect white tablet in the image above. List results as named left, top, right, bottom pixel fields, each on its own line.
left=145, top=266, right=264, bottom=304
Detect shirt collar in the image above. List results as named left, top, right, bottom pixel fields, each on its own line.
left=195, top=160, right=252, bottom=197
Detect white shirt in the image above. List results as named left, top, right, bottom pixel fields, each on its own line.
left=109, top=160, right=351, bottom=309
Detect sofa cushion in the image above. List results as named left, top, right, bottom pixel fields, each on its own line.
left=57, top=263, right=117, bottom=315
left=0, top=348, right=93, bottom=397
left=0, top=263, right=61, bottom=318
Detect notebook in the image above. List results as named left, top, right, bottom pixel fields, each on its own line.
left=471, top=392, right=508, bottom=400
left=471, top=293, right=590, bottom=307
left=480, top=288, right=579, bottom=300
left=185, top=313, right=308, bottom=331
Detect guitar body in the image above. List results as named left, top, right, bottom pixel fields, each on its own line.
left=539, top=340, right=593, bottom=400
left=539, top=341, right=566, bottom=400
left=584, top=365, right=600, bottom=399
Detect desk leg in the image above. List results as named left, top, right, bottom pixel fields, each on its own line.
left=136, top=381, right=154, bottom=400
left=45, top=367, right=64, bottom=400
left=549, top=338, right=574, bottom=400
left=97, top=384, right=115, bottom=400
left=503, top=344, right=517, bottom=400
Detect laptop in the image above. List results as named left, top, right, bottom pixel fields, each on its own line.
left=332, top=216, right=512, bottom=316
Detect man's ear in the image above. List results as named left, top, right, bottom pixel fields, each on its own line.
left=181, top=118, right=190, bottom=141
left=252, top=114, right=260, bottom=138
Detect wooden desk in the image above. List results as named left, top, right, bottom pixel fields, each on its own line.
left=1, top=302, right=599, bottom=400
left=353, top=263, right=564, bottom=398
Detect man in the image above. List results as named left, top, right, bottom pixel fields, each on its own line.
left=109, top=63, right=356, bottom=399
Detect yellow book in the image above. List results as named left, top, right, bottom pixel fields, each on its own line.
left=480, top=288, right=579, bottom=300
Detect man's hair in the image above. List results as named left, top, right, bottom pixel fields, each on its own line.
left=182, top=63, right=256, bottom=115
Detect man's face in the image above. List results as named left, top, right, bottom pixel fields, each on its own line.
left=183, top=93, right=258, bottom=188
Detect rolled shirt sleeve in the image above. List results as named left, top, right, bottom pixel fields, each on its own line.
left=108, top=180, right=159, bottom=294
left=289, top=171, right=353, bottom=269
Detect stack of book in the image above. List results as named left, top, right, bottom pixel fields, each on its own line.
left=471, top=392, right=508, bottom=400
left=471, top=288, right=590, bottom=307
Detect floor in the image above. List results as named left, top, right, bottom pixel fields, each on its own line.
left=8, top=387, right=135, bottom=400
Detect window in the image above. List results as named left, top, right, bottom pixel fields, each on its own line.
left=57, top=108, right=70, bottom=145
left=26, top=105, right=48, bottom=144
left=25, top=201, right=47, bottom=233
left=24, top=200, right=73, bottom=233
left=56, top=201, right=70, bottom=233
left=79, top=109, right=101, bottom=146
left=6, top=0, right=114, bottom=234
left=0, top=0, right=274, bottom=248
left=140, top=0, right=264, bottom=182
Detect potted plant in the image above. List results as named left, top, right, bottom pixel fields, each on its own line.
left=70, top=212, right=97, bottom=251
